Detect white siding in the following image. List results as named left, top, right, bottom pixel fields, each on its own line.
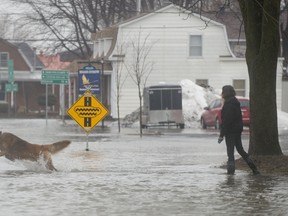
left=109, top=5, right=283, bottom=118
left=219, top=58, right=282, bottom=108
left=282, top=81, right=288, bottom=112
left=104, top=38, right=112, bottom=56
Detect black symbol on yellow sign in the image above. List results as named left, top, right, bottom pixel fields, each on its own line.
left=67, top=91, right=109, bottom=132
left=75, top=106, right=101, bottom=117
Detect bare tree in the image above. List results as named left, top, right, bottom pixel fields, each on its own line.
left=7, top=0, right=169, bottom=57
left=112, top=44, right=128, bottom=133
left=125, top=31, right=154, bottom=137
left=0, top=12, right=32, bottom=42
left=0, top=15, right=11, bottom=38
left=9, top=0, right=103, bottom=58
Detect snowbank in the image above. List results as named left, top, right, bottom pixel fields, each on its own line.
left=121, top=79, right=219, bottom=128
left=180, top=79, right=219, bottom=127
left=120, top=79, right=288, bottom=130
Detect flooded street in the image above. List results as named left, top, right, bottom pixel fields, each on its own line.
left=0, top=119, right=288, bottom=216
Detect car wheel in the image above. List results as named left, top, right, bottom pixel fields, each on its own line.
left=201, top=118, right=207, bottom=129
left=215, top=118, right=220, bottom=130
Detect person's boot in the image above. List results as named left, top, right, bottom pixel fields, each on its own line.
left=227, top=161, right=235, bottom=175
left=246, top=157, right=260, bottom=175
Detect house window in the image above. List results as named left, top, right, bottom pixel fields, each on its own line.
left=233, top=80, right=246, bottom=97
left=0, top=52, right=8, bottom=67
left=196, top=79, right=208, bottom=88
left=189, top=35, right=202, bottom=57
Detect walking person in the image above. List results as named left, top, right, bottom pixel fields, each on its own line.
left=218, top=85, right=259, bottom=175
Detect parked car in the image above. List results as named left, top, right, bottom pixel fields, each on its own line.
left=200, top=97, right=250, bottom=129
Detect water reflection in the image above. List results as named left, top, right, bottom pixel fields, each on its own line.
left=217, top=174, right=288, bottom=215
left=0, top=119, right=288, bottom=215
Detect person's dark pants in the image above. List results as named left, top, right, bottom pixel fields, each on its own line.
left=225, top=133, right=258, bottom=174
left=225, top=133, right=249, bottom=162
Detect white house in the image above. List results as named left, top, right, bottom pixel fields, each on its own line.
left=91, top=4, right=283, bottom=119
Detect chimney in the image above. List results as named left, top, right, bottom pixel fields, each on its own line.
left=136, top=0, right=141, bottom=14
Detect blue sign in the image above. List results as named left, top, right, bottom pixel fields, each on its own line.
left=78, top=65, right=101, bottom=95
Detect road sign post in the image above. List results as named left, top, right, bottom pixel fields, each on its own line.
left=78, top=65, right=101, bottom=95
left=7, top=60, right=16, bottom=114
left=5, top=83, right=18, bottom=92
left=8, top=60, right=14, bottom=83
left=41, top=70, right=69, bottom=84
left=67, top=90, right=108, bottom=132
left=41, top=70, right=69, bottom=125
left=67, top=90, right=109, bottom=151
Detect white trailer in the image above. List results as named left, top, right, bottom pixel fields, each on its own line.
left=142, top=84, right=185, bottom=129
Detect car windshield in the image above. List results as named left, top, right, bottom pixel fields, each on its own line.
left=239, top=99, right=249, bottom=108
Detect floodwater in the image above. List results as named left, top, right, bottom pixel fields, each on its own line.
left=0, top=119, right=288, bottom=216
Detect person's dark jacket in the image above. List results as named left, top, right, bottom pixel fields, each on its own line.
left=220, top=96, right=243, bottom=137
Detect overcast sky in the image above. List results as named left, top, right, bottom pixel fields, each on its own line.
left=0, top=0, right=32, bottom=14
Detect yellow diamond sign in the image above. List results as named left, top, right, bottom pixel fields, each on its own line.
left=67, top=91, right=109, bottom=132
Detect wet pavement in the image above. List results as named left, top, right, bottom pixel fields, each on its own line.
left=0, top=119, right=288, bottom=216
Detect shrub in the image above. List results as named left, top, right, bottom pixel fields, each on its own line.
left=37, top=94, right=57, bottom=107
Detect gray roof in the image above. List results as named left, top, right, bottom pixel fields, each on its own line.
left=13, top=42, right=44, bottom=70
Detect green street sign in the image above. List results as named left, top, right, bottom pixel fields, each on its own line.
left=5, top=83, right=18, bottom=92
left=8, top=60, right=14, bottom=83
left=41, top=70, right=69, bottom=85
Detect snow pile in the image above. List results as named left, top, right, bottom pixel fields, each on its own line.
left=120, top=79, right=288, bottom=131
left=168, top=79, right=288, bottom=130
left=180, top=79, right=219, bottom=127
left=121, top=79, right=219, bottom=128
